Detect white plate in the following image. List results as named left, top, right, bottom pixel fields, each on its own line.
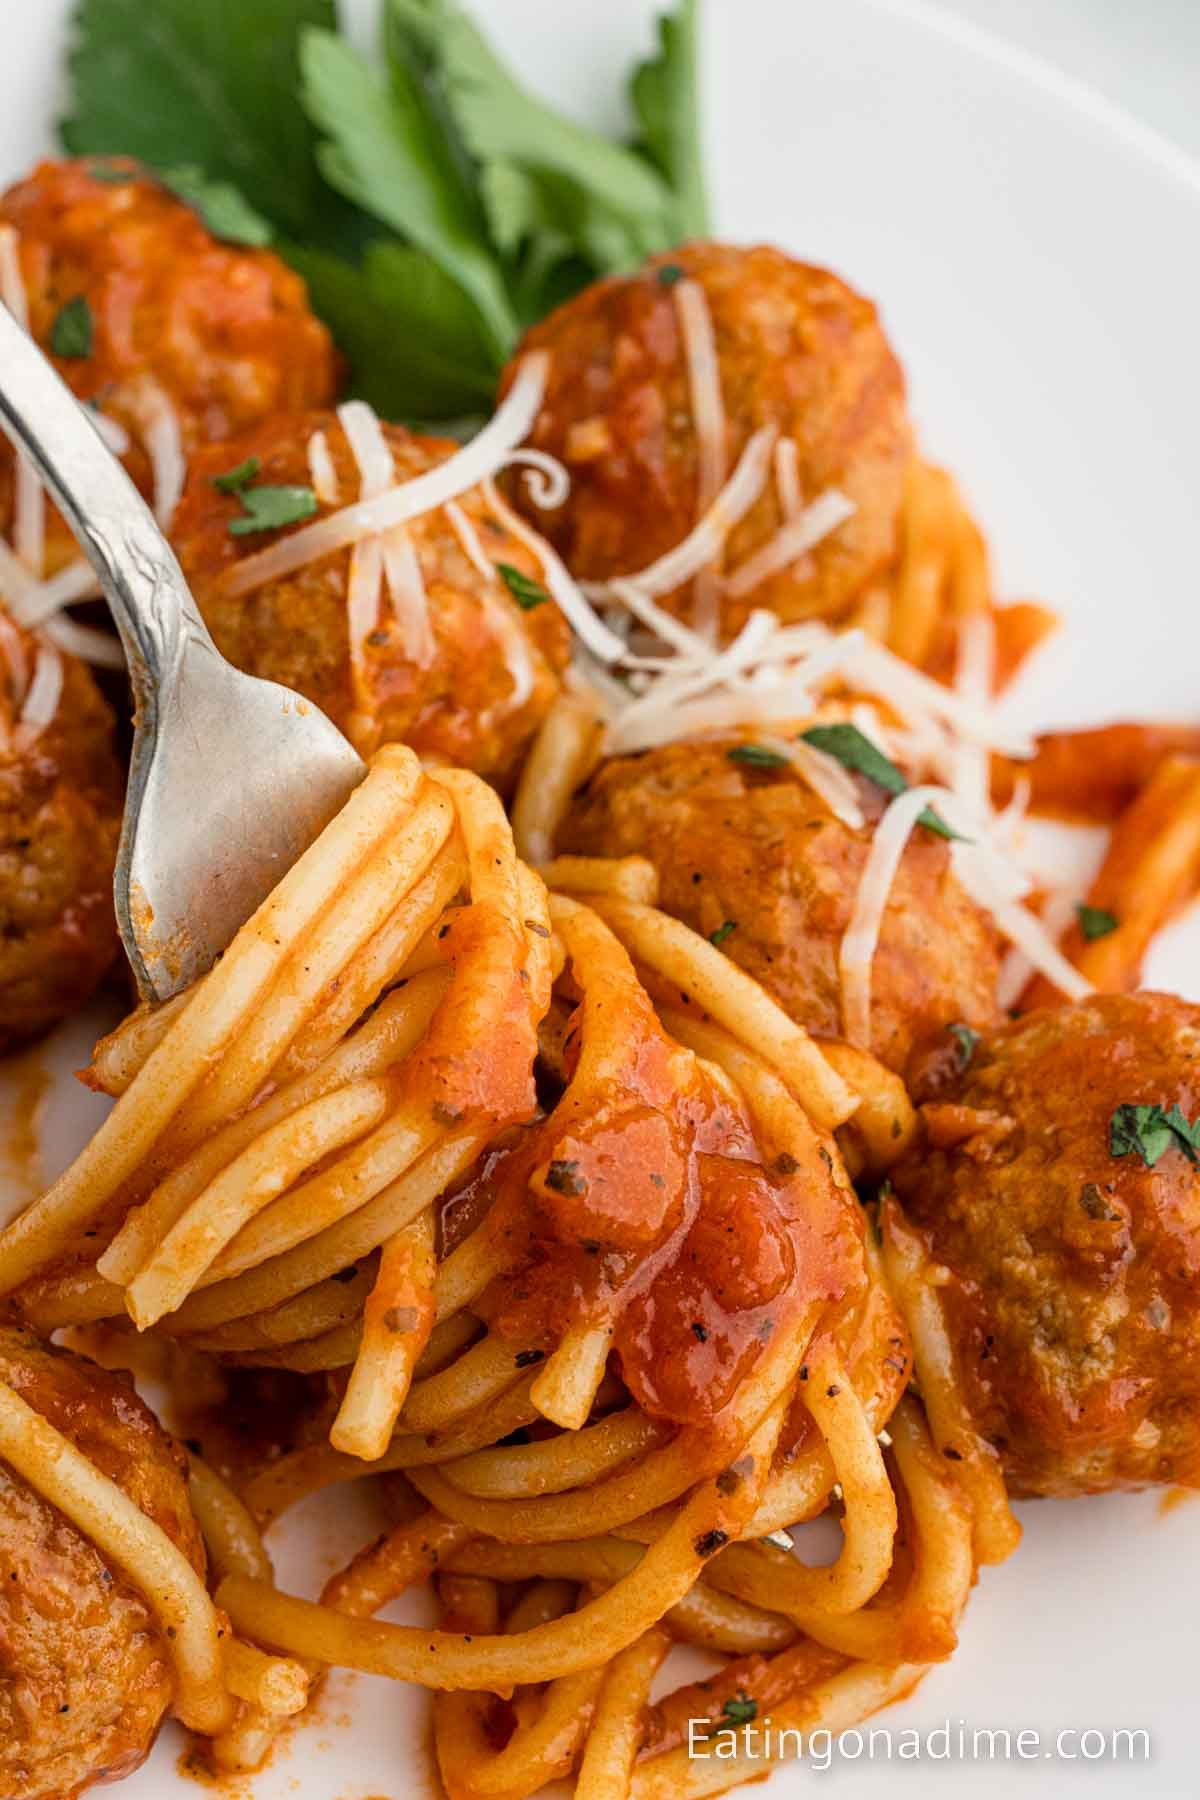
left=2, top=2, right=1199, bottom=1795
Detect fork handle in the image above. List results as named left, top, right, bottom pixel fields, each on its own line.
left=0, top=302, right=215, bottom=708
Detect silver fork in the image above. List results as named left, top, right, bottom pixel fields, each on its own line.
left=0, top=305, right=364, bottom=1002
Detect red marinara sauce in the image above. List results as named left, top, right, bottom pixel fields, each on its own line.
left=443, top=988, right=869, bottom=1428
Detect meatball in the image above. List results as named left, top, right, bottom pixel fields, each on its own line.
left=0, top=616, right=123, bottom=1052
left=0, top=1326, right=205, bottom=1800
left=560, top=734, right=1000, bottom=1072
left=0, top=157, right=337, bottom=569
left=891, top=994, right=1200, bottom=1497
left=503, top=242, right=912, bottom=632
left=172, top=412, right=571, bottom=784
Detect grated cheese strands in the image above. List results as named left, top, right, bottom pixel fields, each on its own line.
left=723, top=488, right=857, bottom=599
left=18, top=559, right=101, bottom=626
left=338, top=400, right=434, bottom=670
left=91, top=411, right=131, bottom=456
left=774, top=437, right=803, bottom=519
left=444, top=501, right=494, bottom=581
left=673, top=278, right=727, bottom=639
left=774, top=736, right=866, bottom=830
left=18, top=642, right=63, bottom=733
left=381, top=532, right=434, bottom=668
left=0, top=607, right=28, bottom=703
left=605, top=579, right=714, bottom=663
left=306, top=429, right=340, bottom=506
left=345, top=535, right=384, bottom=719
left=586, top=425, right=778, bottom=603
left=221, top=352, right=552, bottom=599
left=952, top=609, right=995, bottom=816
left=0, top=226, right=45, bottom=577
left=956, top=848, right=1094, bottom=1004
left=41, top=614, right=125, bottom=669
left=608, top=608, right=778, bottom=738
left=480, top=476, right=626, bottom=664
left=849, top=634, right=1033, bottom=757
left=0, top=537, right=41, bottom=618
left=839, top=784, right=948, bottom=1046
left=496, top=448, right=570, bottom=509
left=128, top=379, right=186, bottom=529
left=441, top=502, right=535, bottom=710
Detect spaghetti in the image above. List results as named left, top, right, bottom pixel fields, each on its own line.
left=0, top=760, right=996, bottom=1798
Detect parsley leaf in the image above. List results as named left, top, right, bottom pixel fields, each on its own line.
left=949, top=1023, right=980, bottom=1068
left=1077, top=903, right=1118, bottom=942
left=800, top=723, right=965, bottom=841
left=287, top=241, right=496, bottom=421
left=497, top=563, right=549, bottom=611
left=1109, top=1103, right=1200, bottom=1169
left=721, top=1694, right=757, bottom=1727
left=49, top=296, right=93, bottom=359
left=300, top=26, right=517, bottom=360
left=708, top=920, right=737, bottom=947
left=228, top=484, right=319, bottom=536
left=727, top=743, right=789, bottom=770
left=211, top=456, right=261, bottom=495
left=61, top=0, right=336, bottom=238
left=388, top=0, right=675, bottom=253
left=160, top=165, right=274, bottom=247
left=630, top=0, right=708, bottom=238
left=656, top=262, right=685, bottom=286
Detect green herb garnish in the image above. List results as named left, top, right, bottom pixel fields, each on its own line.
left=721, top=1694, right=757, bottom=1727
left=58, top=0, right=707, bottom=423
left=949, top=1023, right=980, bottom=1068
left=708, top=920, right=737, bottom=947
left=1109, top=1103, right=1200, bottom=1169
left=497, top=562, right=549, bottom=611
left=800, top=723, right=965, bottom=841
left=228, top=484, right=319, bottom=536
left=211, top=456, right=262, bottom=495
left=727, top=744, right=789, bottom=770
left=1077, top=903, right=1118, bottom=942
left=161, top=165, right=274, bottom=247
left=49, top=296, right=93, bottom=359
left=656, top=262, right=685, bottom=286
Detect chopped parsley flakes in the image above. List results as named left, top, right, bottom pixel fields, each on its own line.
left=1077, top=903, right=1119, bottom=942
left=708, top=920, right=737, bottom=947
left=726, top=743, right=788, bottom=770
left=211, top=456, right=261, bottom=495
left=497, top=562, right=549, bottom=610
left=800, top=722, right=965, bottom=841
left=227, top=484, right=318, bottom=537
left=49, top=296, right=93, bottom=359
left=1109, top=1102, right=1200, bottom=1168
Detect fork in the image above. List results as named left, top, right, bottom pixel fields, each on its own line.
left=0, top=305, right=364, bottom=1002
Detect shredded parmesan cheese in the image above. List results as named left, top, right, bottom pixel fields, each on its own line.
left=952, top=610, right=995, bottom=816
left=840, top=785, right=948, bottom=1046
left=480, top=477, right=626, bottom=664
left=0, top=226, right=44, bottom=577
left=18, top=642, right=62, bottom=733
left=127, top=379, right=185, bottom=528
left=723, top=488, right=856, bottom=598
left=91, top=411, right=131, bottom=456
left=306, top=429, right=340, bottom=506
left=338, top=401, right=434, bottom=668
left=672, top=278, right=727, bottom=638
left=444, top=501, right=494, bottom=581
left=221, top=352, right=553, bottom=599
left=497, top=449, right=570, bottom=509
left=585, top=426, right=778, bottom=604
left=0, top=607, right=28, bottom=704
left=774, top=438, right=803, bottom=519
